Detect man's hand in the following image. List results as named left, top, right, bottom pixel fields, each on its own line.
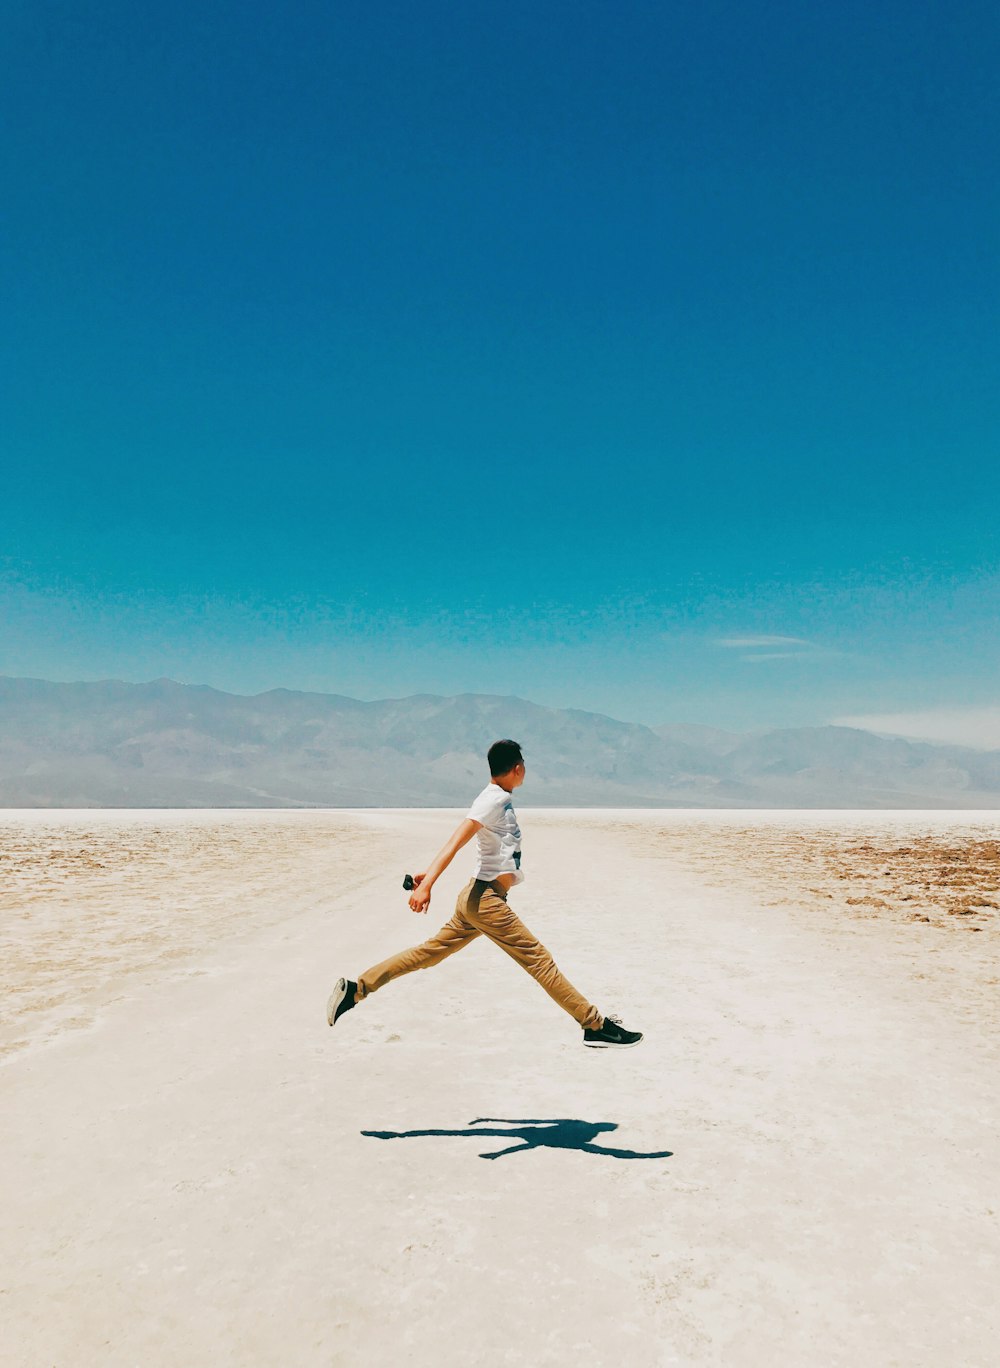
left=405, top=817, right=479, bottom=914
left=408, top=875, right=432, bottom=914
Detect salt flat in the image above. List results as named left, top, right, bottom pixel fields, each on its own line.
left=2, top=809, right=999, bottom=1366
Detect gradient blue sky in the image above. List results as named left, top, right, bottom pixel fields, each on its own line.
left=3, top=1, right=998, bottom=740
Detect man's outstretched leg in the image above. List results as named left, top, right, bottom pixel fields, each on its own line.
left=461, top=880, right=643, bottom=1047
left=459, top=878, right=601, bottom=1028
left=327, top=885, right=482, bottom=1029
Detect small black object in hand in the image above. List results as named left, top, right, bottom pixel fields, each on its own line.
left=403, top=874, right=414, bottom=891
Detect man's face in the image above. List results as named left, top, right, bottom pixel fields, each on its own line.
left=512, top=762, right=526, bottom=788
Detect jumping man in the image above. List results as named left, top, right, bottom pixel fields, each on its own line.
left=326, top=739, right=643, bottom=1048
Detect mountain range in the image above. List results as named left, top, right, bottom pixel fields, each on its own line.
left=1, top=675, right=998, bottom=808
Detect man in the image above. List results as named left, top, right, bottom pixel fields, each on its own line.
left=326, top=739, right=643, bottom=1048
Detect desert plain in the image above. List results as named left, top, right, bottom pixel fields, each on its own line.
left=2, top=807, right=999, bottom=1367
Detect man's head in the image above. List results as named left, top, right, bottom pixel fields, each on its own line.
left=488, top=738, right=525, bottom=790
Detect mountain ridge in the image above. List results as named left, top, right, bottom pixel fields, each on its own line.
left=1, top=675, right=997, bottom=809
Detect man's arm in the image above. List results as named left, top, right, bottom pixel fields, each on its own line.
left=408, top=818, right=480, bottom=913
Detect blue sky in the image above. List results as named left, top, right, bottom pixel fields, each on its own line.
left=3, top=0, right=998, bottom=740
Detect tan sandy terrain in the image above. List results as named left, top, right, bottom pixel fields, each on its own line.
left=2, top=809, right=999, bottom=1366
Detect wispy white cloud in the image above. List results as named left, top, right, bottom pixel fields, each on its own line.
left=832, top=707, right=1000, bottom=750
left=740, top=651, right=807, bottom=662
left=716, top=634, right=835, bottom=663
left=716, top=635, right=811, bottom=649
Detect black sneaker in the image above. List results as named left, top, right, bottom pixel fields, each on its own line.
left=583, top=1014, right=643, bottom=1048
left=326, top=977, right=358, bottom=1027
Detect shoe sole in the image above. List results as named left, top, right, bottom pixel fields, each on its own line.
left=326, top=977, right=350, bottom=1027
left=584, top=1035, right=643, bottom=1049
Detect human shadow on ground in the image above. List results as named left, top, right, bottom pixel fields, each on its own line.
left=361, top=1117, right=673, bottom=1161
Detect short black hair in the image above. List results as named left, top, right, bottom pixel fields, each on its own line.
left=488, top=739, right=524, bottom=777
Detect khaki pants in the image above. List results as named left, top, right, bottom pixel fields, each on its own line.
left=357, top=878, right=603, bottom=1032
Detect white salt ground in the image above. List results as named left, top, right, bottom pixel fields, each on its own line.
left=2, top=809, right=998, bottom=1367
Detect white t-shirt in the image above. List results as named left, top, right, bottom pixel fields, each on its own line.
left=466, top=782, right=524, bottom=884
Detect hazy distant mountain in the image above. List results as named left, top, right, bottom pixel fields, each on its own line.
left=1, top=675, right=998, bottom=808
left=652, top=723, right=747, bottom=755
